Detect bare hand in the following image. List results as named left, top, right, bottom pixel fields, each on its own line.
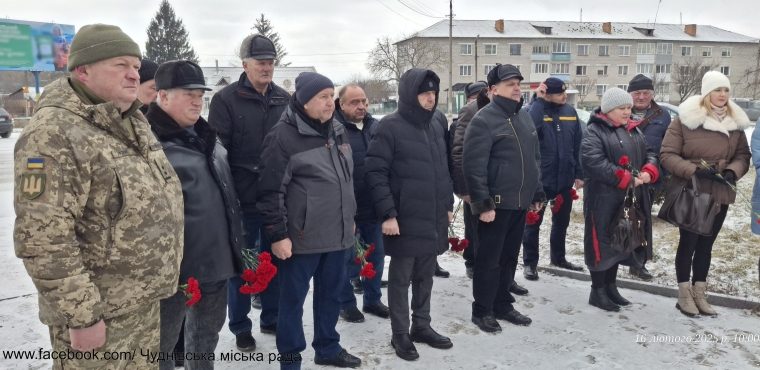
left=535, top=83, right=547, bottom=98
left=272, top=238, right=293, bottom=260
left=448, top=211, right=454, bottom=223
left=530, top=202, right=543, bottom=212
left=574, top=179, right=585, bottom=189
left=461, top=195, right=471, bottom=203
left=69, top=319, right=106, bottom=352
left=637, top=172, right=652, bottom=184
left=634, top=177, right=644, bottom=187
left=382, top=218, right=400, bottom=235
left=479, top=210, right=496, bottom=223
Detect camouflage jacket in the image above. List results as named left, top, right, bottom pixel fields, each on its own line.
left=14, top=78, right=184, bottom=328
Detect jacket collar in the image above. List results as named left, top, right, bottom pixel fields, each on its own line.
left=334, top=108, right=377, bottom=131
left=282, top=105, right=346, bottom=141
left=234, top=72, right=289, bottom=102
left=492, top=95, right=523, bottom=116
left=146, top=103, right=217, bottom=155
left=677, top=95, right=751, bottom=135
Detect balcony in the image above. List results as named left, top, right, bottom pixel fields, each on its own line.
left=551, top=53, right=571, bottom=62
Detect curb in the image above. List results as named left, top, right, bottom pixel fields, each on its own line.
left=537, top=265, right=760, bottom=310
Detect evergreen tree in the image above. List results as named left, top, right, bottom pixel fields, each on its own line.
left=145, top=0, right=199, bottom=64
left=252, top=14, right=289, bottom=67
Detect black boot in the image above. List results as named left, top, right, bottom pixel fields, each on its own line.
left=605, top=284, right=631, bottom=306
left=523, top=265, right=538, bottom=280
left=314, top=348, right=361, bottom=368
left=410, top=326, right=453, bottom=349
left=589, top=287, right=620, bottom=312
left=434, top=262, right=450, bottom=278
left=509, top=282, right=529, bottom=295
left=391, top=334, right=419, bottom=361
left=471, top=315, right=501, bottom=333
left=629, top=265, right=654, bottom=281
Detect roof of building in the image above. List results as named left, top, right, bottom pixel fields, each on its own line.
left=199, top=66, right=317, bottom=93
left=402, top=20, right=759, bottom=43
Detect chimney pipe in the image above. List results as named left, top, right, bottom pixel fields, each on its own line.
left=685, top=24, right=697, bottom=37
left=495, top=19, right=504, bottom=33
left=602, top=22, right=612, bottom=34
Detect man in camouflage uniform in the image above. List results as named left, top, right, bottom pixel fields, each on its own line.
left=13, top=24, right=184, bottom=369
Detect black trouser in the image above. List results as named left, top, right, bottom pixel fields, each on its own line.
left=388, top=254, right=436, bottom=334
left=472, top=209, right=526, bottom=317
left=591, top=263, right=619, bottom=288
left=675, top=205, right=729, bottom=283
left=522, top=188, right=573, bottom=267
left=462, top=202, right=478, bottom=268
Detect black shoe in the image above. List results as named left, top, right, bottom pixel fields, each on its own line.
left=410, top=326, right=453, bottom=349
left=552, top=260, right=584, bottom=272
left=260, top=323, right=276, bottom=335
left=523, top=265, right=538, bottom=281
left=495, top=309, right=532, bottom=326
left=363, top=302, right=390, bottom=318
left=235, top=332, right=256, bottom=352
left=629, top=266, right=654, bottom=281
left=605, top=284, right=631, bottom=306
left=340, top=306, right=365, bottom=323
left=509, top=282, right=529, bottom=296
left=391, top=334, right=419, bottom=361
left=351, top=278, right=363, bottom=294
left=589, top=287, right=621, bottom=312
left=251, top=294, right=262, bottom=310
left=314, top=348, right=361, bottom=368
left=434, top=263, right=450, bottom=278
left=471, top=315, right=501, bottom=333
left=465, top=265, right=474, bottom=279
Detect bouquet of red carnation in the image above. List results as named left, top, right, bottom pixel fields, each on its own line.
left=526, top=210, right=541, bottom=225
left=353, top=237, right=378, bottom=279
left=447, top=200, right=470, bottom=252
left=180, top=277, right=202, bottom=307
left=239, top=250, right=278, bottom=295
left=569, top=188, right=580, bottom=200
left=550, top=194, right=565, bottom=214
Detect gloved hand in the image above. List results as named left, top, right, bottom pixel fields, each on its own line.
left=694, top=167, right=723, bottom=183
left=721, top=170, right=737, bottom=186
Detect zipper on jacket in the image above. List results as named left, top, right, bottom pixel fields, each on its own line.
left=507, top=116, right=525, bottom=208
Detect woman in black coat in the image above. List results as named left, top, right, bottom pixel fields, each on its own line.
left=581, top=87, right=659, bottom=312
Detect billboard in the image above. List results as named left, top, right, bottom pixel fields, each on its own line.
left=0, top=19, right=75, bottom=72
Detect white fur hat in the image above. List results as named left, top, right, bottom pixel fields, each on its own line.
left=701, top=71, right=731, bottom=96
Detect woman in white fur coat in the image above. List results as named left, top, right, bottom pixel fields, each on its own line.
left=660, top=71, right=751, bottom=318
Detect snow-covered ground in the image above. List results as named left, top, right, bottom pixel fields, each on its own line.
left=1, top=131, right=759, bottom=369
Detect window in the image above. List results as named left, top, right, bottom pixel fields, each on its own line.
left=596, top=84, right=608, bottom=96
left=597, top=65, right=609, bottom=76
left=459, top=43, right=473, bottom=55
left=509, top=44, right=521, bottom=56
left=617, top=84, right=629, bottom=91
left=679, top=65, right=690, bottom=76
left=552, top=63, right=570, bottom=74
left=459, top=64, right=472, bottom=76
left=618, top=65, right=629, bottom=76
left=701, top=66, right=712, bottom=75
left=656, top=83, right=670, bottom=96
left=552, top=41, right=569, bottom=53
left=598, top=45, right=610, bottom=56
left=656, top=43, right=673, bottom=55
left=637, top=42, right=656, bottom=55
left=702, top=47, right=712, bottom=57
left=576, top=65, right=588, bottom=76
left=577, top=44, right=590, bottom=56
left=484, top=43, right=498, bottom=55
left=655, top=64, right=672, bottom=74
left=532, top=43, right=550, bottom=54
left=681, top=46, right=692, bottom=56
left=637, top=63, right=654, bottom=75
left=576, top=84, right=588, bottom=96
left=533, top=63, right=549, bottom=74
left=483, top=64, right=496, bottom=75
left=721, top=48, right=732, bottom=57
left=618, top=45, right=631, bottom=56
left=720, top=66, right=731, bottom=76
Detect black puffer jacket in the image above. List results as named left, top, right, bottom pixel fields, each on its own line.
left=335, top=108, right=379, bottom=224
left=451, top=100, right=478, bottom=195
left=207, top=73, right=289, bottom=213
left=463, top=95, right=544, bottom=214
left=581, top=110, right=658, bottom=272
left=146, top=103, right=244, bottom=283
left=365, top=68, right=454, bottom=257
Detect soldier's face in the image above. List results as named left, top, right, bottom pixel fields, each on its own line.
left=303, top=88, right=335, bottom=123
left=138, top=80, right=157, bottom=105
left=340, top=86, right=368, bottom=122
left=78, top=56, right=141, bottom=111
left=159, top=89, right=205, bottom=127
left=244, top=58, right=274, bottom=89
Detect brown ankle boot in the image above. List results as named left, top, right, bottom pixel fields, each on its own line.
left=676, top=282, right=699, bottom=317
left=692, top=282, right=717, bottom=316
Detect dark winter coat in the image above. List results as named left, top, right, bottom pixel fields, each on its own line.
left=581, top=110, right=658, bottom=272
left=146, top=103, right=244, bottom=283
left=257, top=99, right=356, bottom=254
left=463, top=95, right=544, bottom=214
left=365, top=68, right=454, bottom=258
left=207, top=73, right=289, bottom=213
left=335, top=108, right=379, bottom=224
left=529, top=98, right=583, bottom=198
left=451, top=100, right=478, bottom=195
left=635, top=101, right=672, bottom=156
left=660, top=95, right=751, bottom=206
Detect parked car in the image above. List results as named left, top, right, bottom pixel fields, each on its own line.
left=0, top=108, right=14, bottom=138
left=732, top=99, right=760, bottom=122
left=657, top=102, right=680, bottom=120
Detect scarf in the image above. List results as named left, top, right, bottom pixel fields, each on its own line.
left=710, top=104, right=727, bottom=122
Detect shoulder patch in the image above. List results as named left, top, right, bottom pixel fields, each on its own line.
left=20, top=173, right=46, bottom=200
left=26, top=157, right=45, bottom=170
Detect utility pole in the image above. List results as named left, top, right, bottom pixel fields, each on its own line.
left=474, top=34, right=479, bottom=81
left=448, top=0, right=453, bottom=116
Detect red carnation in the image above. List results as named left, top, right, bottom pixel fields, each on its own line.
left=452, top=238, right=470, bottom=252
left=354, top=256, right=362, bottom=265
left=570, top=188, right=580, bottom=200
left=364, top=243, right=376, bottom=259
left=183, top=277, right=202, bottom=307
left=618, top=155, right=630, bottom=167
left=448, top=237, right=460, bottom=249
left=241, top=268, right=256, bottom=283
left=756, top=218, right=760, bottom=225
left=615, top=169, right=625, bottom=179
left=526, top=210, right=540, bottom=225
left=551, top=194, right=564, bottom=214
left=360, top=262, right=377, bottom=279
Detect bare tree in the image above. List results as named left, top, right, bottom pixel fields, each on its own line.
left=343, top=75, right=395, bottom=104
left=672, top=58, right=718, bottom=103
left=738, top=44, right=760, bottom=99
left=367, top=36, right=447, bottom=83
left=571, top=76, right=597, bottom=106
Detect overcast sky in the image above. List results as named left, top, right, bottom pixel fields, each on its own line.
left=5, top=0, right=758, bottom=83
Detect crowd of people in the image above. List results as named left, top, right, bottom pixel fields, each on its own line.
left=12, top=23, right=759, bottom=370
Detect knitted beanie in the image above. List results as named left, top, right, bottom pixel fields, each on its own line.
left=627, top=74, right=654, bottom=92
left=139, top=59, right=159, bottom=83
left=701, top=71, right=731, bottom=96
left=601, top=87, right=634, bottom=113
left=68, top=24, right=141, bottom=71
left=295, top=72, right=334, bottom=105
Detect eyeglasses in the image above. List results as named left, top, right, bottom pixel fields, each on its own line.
left=631, top=91, right=653, bottom=97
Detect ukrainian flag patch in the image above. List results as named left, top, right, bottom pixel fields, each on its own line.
left=27, top=157, right=45, bottom=170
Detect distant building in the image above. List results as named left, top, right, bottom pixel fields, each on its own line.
left=398, top=19, right=760, bottom=111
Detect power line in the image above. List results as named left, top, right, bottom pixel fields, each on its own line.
left=373, top=0, right=425, bottom=26
left=198, top=51, right=369, bottom=57
left=396, top=0, right=442, bottom=18
left=407, top=0, right=444, bottom=14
